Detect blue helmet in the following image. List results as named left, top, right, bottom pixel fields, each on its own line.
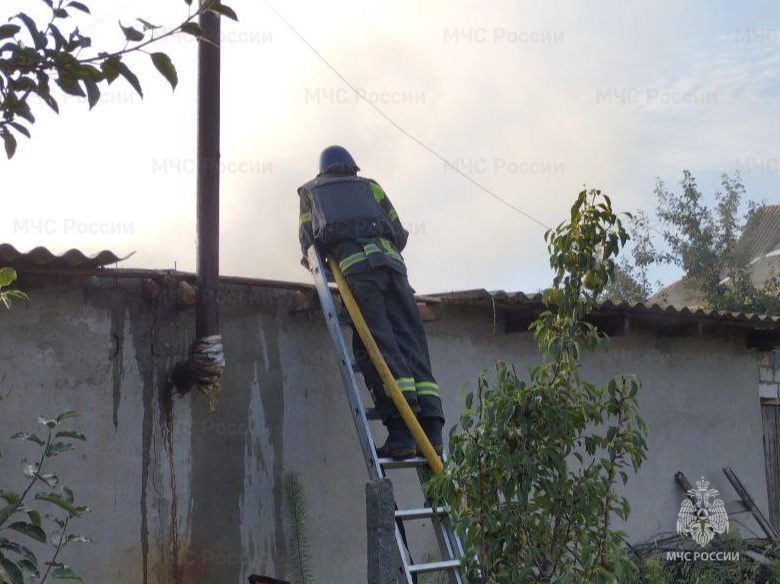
left=319, top=145, right=359, bottom=175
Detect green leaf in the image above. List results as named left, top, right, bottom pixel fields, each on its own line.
left=38, top=89, right=60, bottom=113
left=49, top=23, right=67, bottom=49
left=207, top=2, right=239, bottom=21
left=0, top=492, right=20, bottom=506
left=16, top=559, right=39, bottom=581
left=0, top=541, right=37, bottom=564
left=0, top=25, right=20, bottom=40
left=119, top=21, right=144, bottom=42
left=2, top=131, right=17, bottom=159
left=8, top=522, right=46, bottom=543
left=0, top=555, right=24, bottom=584
left=5, top=290, right=29, bottom=302
left=10, top=432, right=44, bottom=446
left=56, top=411, right=80, bottom=423
left=13, top=13, right=44, bottom=50
left=34, top=493, right=88, bottom=518
left=51, top=564, right=81, bottom=581
left=67, top=1, right=91, bottom=14
left=180, top=22, right=209, bottom=42
left=100, top=58, right=119, bottom=83
left=8, top=122, right=30, bottom=139
left=150, top=52, right=178, bottom=90
left=101, top=58, right=142, bottom=97
left=0, top=267, right=17, bottom=287
left=26, top=510, right=42, bottom=526
left=55, top=431, right=85, bottom=441
left=55, top=77, right=85, bottom=97
left=82, top=78, right=100, bottom=109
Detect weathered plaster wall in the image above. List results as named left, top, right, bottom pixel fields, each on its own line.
left=0, top=274, right=771, bottom=583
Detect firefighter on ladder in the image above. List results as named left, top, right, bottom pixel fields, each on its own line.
left=297, top=145, right=445, bottom=459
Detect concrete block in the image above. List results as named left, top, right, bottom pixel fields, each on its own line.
left=759, top=383, right=779, bottom=400
left=366, top=478, right=399, bottom=584
left=774, top=349, right=780, bottom=370
left=759, top=351, right=773, bottom=367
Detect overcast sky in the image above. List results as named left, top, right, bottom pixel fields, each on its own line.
left=2, top=0, right=779, bottom=294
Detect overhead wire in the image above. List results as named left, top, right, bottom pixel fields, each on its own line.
left=261, top=0, right=550, bottom=231
left=262, top=1, right=678, bottom=251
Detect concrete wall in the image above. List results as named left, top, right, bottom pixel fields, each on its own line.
left=0, top=274, right=771, bottom=583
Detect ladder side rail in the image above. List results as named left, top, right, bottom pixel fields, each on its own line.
left=416, top=467, right=464, bottom=584
left=308, top=245, right=384, bottom=480
left=394, top=524, right=414, bottom=583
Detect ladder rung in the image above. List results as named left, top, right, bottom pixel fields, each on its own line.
left=378, top=456, right=428, bottom=469
left=409, top=559, right=461, bottom=574
left=395, top=507, right=445, bottom=520
left=365, top=407, right=381, bottom=420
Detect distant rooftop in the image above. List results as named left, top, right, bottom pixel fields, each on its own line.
left=649, top=204, right=780, bottom=309
left=433, top=289, right=780, bottom=327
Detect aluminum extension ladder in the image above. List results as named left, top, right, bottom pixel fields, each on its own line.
left=307, top=245, right=465, bottom=583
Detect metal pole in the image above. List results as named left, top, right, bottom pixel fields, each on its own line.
left=196, top=6, right=221, bottom=339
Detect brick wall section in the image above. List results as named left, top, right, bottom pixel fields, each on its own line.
left=759, top=350, right=780, bottom=399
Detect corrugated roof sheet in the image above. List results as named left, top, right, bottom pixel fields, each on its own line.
left=0, top=243, right=130, bottom=269
left=431, top=288, right=780, bottom=326
left=743, top=204, right=780, bottom=257
left=647, top=278, right=704, bottom=309
left=4, top=244, right=777, bottom=328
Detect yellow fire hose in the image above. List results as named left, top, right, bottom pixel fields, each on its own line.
left=327, top=256, right=444, bottom=474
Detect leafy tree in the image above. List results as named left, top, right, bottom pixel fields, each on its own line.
left=605, top=170, right=780, bottom=314
left=427, top=190, right=648, bottom=583
left=601, top=210, right=657, bottom=303
left=0, top=0, right=237, bottom=158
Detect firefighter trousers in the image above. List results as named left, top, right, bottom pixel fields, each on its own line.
left=345, top=266, right=444, bottom=426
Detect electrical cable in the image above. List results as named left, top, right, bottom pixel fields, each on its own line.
left=262, top=0, right=550, bottom=230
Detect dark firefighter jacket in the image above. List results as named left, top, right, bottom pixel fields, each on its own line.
left=298, top=174, right=410, bottom=278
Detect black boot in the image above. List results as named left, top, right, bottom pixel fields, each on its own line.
left=418, top=417, right=444, bottom=455
left=378, top=418, right=417, bottom=460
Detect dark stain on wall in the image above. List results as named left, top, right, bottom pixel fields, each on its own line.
left=110, top=291, right=126, bottom=428
left=255, top=314, right=287, bottom=578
